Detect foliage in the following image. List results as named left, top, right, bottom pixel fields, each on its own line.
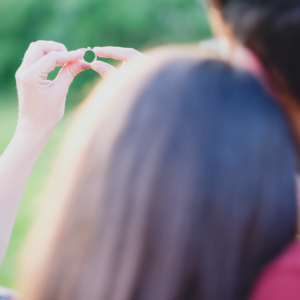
left=0, top=99, right=71, bottom=287
left=0, top=0, right=211, bottom=106
left=0, top=0, right=211, bottom=288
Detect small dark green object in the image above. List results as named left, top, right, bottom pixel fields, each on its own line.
left=83, top=47, right=97, bottom=63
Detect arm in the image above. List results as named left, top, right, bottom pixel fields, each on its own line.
left=0, top=129, right=51, bottom=264
left=0, top=40, right=89, bottom=266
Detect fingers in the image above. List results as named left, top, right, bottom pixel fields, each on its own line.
left=21, top=41, right=68, bottom=70
left=91, top=60, right=117, bottom=79
left=27, top=50, right=86, bottom=79
left=93, top=46, right=144, bottom=62
left=55, top=60, right=91, bottom=89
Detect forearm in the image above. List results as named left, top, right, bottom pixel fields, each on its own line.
left=0, top=128, right=52, bottom=266
left=0, top=40, right=87, bottom=268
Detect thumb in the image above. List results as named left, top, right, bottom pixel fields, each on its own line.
left=55, top=60, right=91, bottom=89
left=91, top=60, right=117, bottom=79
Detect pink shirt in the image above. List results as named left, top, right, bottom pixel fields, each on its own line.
left=250, top=240, right=300, bottom=300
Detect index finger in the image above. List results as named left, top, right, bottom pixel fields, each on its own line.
left=93, top=46, right=144, bottom=62
left=27, top=50, right=85, bottom=79
left=21, top=41, right=68, bottom=70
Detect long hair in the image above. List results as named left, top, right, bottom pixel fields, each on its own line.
left=20, top=56, right=297, bottom=300
left=207, top=0, right=300, bottom=101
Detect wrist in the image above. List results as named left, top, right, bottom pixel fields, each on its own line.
left=10, top=129, right=52, bottom=162
left=15, top=123, right=54, bottom=145
left=16, top=118, right=55, bottom=140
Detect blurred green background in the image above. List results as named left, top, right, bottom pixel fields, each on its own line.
left=0, top=0, right=211, bottom=288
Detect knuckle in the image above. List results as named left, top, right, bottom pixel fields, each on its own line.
left=19, top=70, right=33, bottom=84
left=36, top=40, right=46, bottom=45
left=34, top=40, right=47, bottom=49
left=58, top=43, right=67, bottom=51
left=18, top=71, right=26, bottom=81
left=28, top=42, right=36, bottom=49
left=15, top=69, right=21, bottom=81
left=127, top=48, right=138, bottom=56
left=68, top=65, right=78, bottom=78
left=28, top=40, right=46, bottom=50
left=48, top=51, right=57, bottom=60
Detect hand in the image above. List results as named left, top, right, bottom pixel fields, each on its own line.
left=91, top=46, right=147, bottom=79
left=15, top=40, right=90, bottom=136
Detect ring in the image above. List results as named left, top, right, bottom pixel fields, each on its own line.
left=82, top=47, right=97, bottom=64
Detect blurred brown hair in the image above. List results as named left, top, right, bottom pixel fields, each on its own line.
left=18, top=46, right=208, bottom=300
left=18, top=46, right=296, bottom=300
left=206, top=0, right=300, bottom=101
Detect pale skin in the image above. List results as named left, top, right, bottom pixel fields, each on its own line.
left=0, top=42, right=144, bottom=268
left=0, top=40, right=91, bottom=266
left=3, top=33, right=297, bottom=273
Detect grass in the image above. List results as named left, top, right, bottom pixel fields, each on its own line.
left=0, top=94, right=73, bottom=288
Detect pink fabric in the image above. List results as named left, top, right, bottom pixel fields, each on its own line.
left=232, top=46, right=276, bottom=97
left=233, top=46, right=265, bottom=80
left=249, top=240, right=300, bottom=300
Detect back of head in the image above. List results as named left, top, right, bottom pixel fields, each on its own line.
left=208, top=0, right=300, bottom=101
left=23, top=58, right=297, bottom=300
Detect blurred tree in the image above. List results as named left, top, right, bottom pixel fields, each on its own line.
left=0, top=0, right=211, bottom=287
left=0, top=0, right=210, bottom=104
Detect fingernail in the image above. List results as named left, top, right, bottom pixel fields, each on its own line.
left=78, top=48, right=87, bottom=52
left=81, top=62, right=91, bottom=70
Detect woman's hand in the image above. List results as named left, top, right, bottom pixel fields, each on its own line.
left=91, top=46, right=147, bottom=79
left=0, top=41, right=92, bottom=267
left=15, top=40, right=90, bottom=136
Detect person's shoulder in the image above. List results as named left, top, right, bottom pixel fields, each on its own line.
left=249, top=240, right=300, bottom=300
left=199, top=37, right=230, bottom=58
left=270, top=240, right=300, bottom=269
